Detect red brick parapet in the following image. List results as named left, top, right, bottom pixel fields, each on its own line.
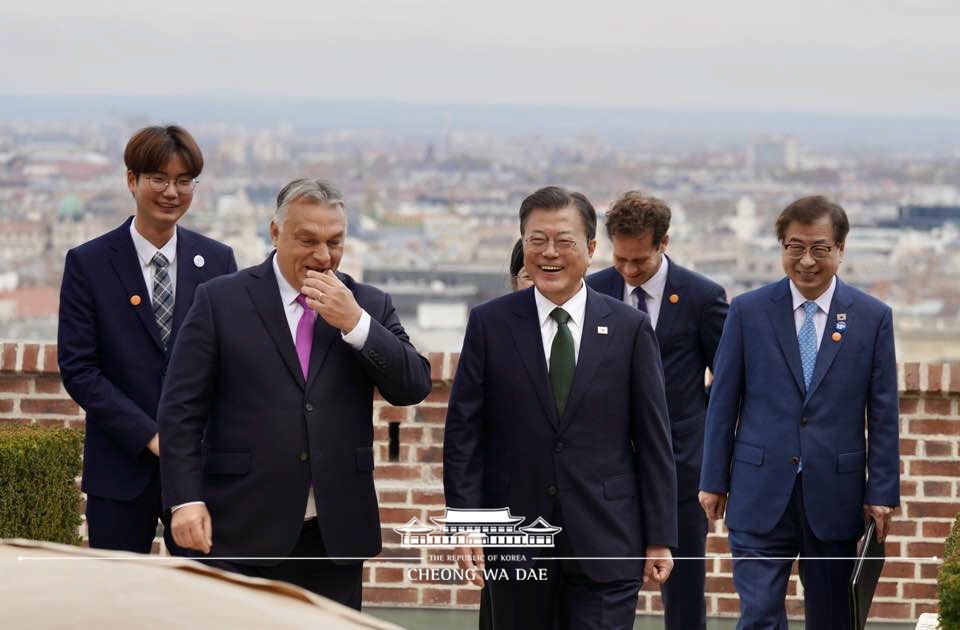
left=2, top=341, right=958, bottom=622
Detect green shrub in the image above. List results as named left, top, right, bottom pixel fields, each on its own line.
left=0, top=425, right=83, bottom=544
left=941, top=514, right=960, bottom=630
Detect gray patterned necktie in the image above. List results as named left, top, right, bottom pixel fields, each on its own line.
left=151, top=252, right=174, bottom=350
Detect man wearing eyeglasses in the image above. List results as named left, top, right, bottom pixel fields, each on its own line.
left=699, top=196, right=899, bottom=629
left=445, top=186, right=676, bottom=629
left=58, top=125, right=237, bottom=553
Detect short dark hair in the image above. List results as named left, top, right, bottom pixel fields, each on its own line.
left=775, top=195, right=850, bottom=244
left=518, top=186, right=597, bottom=241
left=509, top=238, right=524, bottom=279
left=124, top=125, right=203, bottom=178
left=604, top=191, right=671, bottom=246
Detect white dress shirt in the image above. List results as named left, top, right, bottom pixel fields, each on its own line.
left=789, top=275, right=837, bottom=352
left=622, top=255, right=669, bottom=330
left=129, top=220, right=177, bottom=303
left=534, top=281, right=587, bottom=365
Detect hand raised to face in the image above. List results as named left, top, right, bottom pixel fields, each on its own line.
left=301, top=269, right=362, bottom=333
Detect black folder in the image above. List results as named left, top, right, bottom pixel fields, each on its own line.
left=849, top=519, right=885, bottom=630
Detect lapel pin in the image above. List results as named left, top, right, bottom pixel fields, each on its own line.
left=193, top=254, right=205, bottom=268
left=835, top=321, right=847, bottom=332
left=832, top=332, right=842, bottom=342
left=597, top=326, right=608, bottom=335
left=130, top=294, right=141, bottom=306
left=837, top=313, right=847, bottom=321
left=669, top=294, right=680, bottom=304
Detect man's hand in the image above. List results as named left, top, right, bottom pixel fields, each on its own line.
left=864, top=504, right=894, bottom=542
left=454, top=545, right=485, bottom=587
left=146, top=434, right=160, bottom=457
left=699, top=490, right=727, bottom=521
left=171, top=504, right=213, bottom=554
left=643, top=545, right=673, bottom=586
left=301, top=270, right=362, bottom=333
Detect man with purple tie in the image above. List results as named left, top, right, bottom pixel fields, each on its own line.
left=158, top=178, right=432, bottom=607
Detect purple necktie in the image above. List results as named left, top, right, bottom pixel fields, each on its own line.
left=294, top=294, right=316, bottom=378
left=632, top=286, right=648, bottom=314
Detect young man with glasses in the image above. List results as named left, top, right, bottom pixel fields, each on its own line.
left=58, top=125, right=237, bottom=553
left=699, top=195, right=899, bottom=629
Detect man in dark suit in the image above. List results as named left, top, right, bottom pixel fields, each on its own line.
left=587, top=192, right=727, bottom=630
left=158, top=178, right=432, bottom=608
left=700, top=196, right=900, bottom=629
left=444, top=186, right=677, bottom=630
left=58, top=125, right=237, bottom=553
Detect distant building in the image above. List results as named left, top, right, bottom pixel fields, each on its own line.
left=885, top=205, right=960, bottom=231
left=748, top=135, right=799, bottom=175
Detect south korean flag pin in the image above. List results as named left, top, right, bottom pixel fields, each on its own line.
left=193, top=254, right=205, bottom=268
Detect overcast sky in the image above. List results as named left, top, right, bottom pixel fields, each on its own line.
left=1, top=0, right=957, bottom=117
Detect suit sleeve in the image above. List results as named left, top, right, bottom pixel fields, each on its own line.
left=355, top=291, right=432, bottom=406
left=699, top=285, right=728, bottom=371
left=158, top=283, right=219, bottom=508
left=631, top=316, right=678, bottom=548
left=224, top=247, right=238, bottom=274
left=865, top=306, right=900, bottom=507
left=57, top=249, right=157, bottom=457
left=699, top=298, right=744, bottom=494
left=443, top=309, right=487, bottom=510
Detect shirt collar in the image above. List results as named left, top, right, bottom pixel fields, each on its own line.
left=625, top=254, right=669, bottom=299
left=271, top=251, right=301, bottom=306
left=129, top=220, right=177, bottom=268
left=790, top=275, right=836, bottom=314
left=534, top=280, right=587, bottom=329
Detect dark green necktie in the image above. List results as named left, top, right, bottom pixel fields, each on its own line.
left=549, top=307, right=575, bottom=416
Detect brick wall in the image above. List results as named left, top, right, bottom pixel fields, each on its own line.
left=1, top=341, right=957, bottom=623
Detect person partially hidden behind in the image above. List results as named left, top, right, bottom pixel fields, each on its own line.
left=158, top=178, right=432, bottom=608
left=699, top=195, right=899, bottom=629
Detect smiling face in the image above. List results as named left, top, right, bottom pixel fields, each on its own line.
left=126, top=153, right=193, bottom=234
left=781, top=214, right=844, bottom=300
left=271, top=200, right=346, bottom=290
left=522, top=204, right=596, bottom=305
left=611, top=231, right=668, bottom=287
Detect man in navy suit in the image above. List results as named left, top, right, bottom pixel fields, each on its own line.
left=58, top=125, right=237, bottom=553
left=587, top=192, right=727, bottom=630
left=699, top=196, right=899, bottom=629
left=444, top=186, right=677, bottom=630
left=158, top=178, right=432, bottom=608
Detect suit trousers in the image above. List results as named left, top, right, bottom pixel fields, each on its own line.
left=482, top=505, right=641, bottom=630
left=202, top=518, right=364, bottom=610
left=660, top=494, right=708, bottom=630
left=727, top=475, right=857, bottom=630
left=86, top=465, right=184, bottom=555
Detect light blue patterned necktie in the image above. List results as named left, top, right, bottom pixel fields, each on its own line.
left=798, top=300, right=819, bottom=390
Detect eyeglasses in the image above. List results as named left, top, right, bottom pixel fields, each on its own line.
left=524, top=236, right=580, bottom=253
left=144, top=174, right=198, bottom=194
left=783, top=243, right=835, bottom=260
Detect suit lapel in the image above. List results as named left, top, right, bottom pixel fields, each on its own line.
left=805, top=278, right=854, bottom=402
left=107, top=219, right=165, bottom=353
left=560, top=288, right=613, bottom=426
left=246, top=254, right=306, bottom=389
left=654, top=257, right=681, bottom=345
left=508, top=290, right=559, bottom=430
left=169, top=227, right=200, bottom=352
left=767, top=278, right=805, bottom=395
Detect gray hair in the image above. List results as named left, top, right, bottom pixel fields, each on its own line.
left=274, top=178, right=345, bottom=224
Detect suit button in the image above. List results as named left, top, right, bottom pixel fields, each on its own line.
left=790, top=456, right=800, bottom=465
left=800, top=417, right=808, bottom=426
left=554, top=442, right=565, bottom=453
left=300, top=451, right=309, bottom=462
left=305, top=403, right=314, bottom=412
left=547, top=484, right=558, bottom=496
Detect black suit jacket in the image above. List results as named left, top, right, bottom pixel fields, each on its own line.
left=443, top=286, right=676, bottom=582
left=58, top=217, right=236, bottom=500
left=587, top=258, right=727, bottom=501
left=158, top=254, right=432, bottom=562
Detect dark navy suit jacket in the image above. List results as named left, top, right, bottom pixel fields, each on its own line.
left=700, top=277, right=900, bottom=541
left=58, top=217, right=237, bottom=500
left=443, top=286, right=677, bottom=582
left=587, top=259, right=728, bottom=501
left=158, top=254, right=432, bottom=562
